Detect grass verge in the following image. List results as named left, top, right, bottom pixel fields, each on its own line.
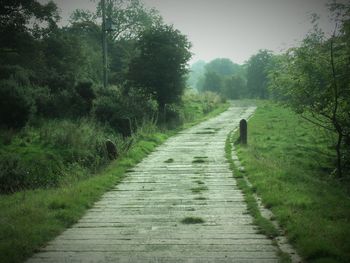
left=0, top=98, right=229, bottom=263
left=0, top=132, right=166, bottom=263
left=225, top=131, right=280, bottom=239
left=234, top=101, right=350, bottom=263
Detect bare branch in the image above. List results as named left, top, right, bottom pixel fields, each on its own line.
left=301, top=114, right=334, bottom=132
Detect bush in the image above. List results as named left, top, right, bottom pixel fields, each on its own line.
left=93, top=85, right=158, bottom=131
left=201, top=91, right=223, bottom=114
left=0, top=151, right=64, bottom=193
left=38, top=119, right=120, bottom=170
left=160, top=103, right=185, bottom=129
left=0, top=79, right=33, bottom=128
left=71, top=81, right=96, bottom=116
left=0, top=118, right=129, bottom=193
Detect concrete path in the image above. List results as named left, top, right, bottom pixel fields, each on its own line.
left=27, top=106, right=279, bottom=263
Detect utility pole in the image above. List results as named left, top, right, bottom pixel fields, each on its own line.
left=101, top=0, right=108, bottom=88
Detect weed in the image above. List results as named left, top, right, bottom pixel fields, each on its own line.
left=195, top=180, right=205, bottom=185
left=191, top=186, right=208, bottom=193
left=181, top=217, right=205, bottom=224
left=48, top=200, right=67, bottom=210
left=195, top=131, right=215, bottom=134
left=192, top=159, right=206, bottom=164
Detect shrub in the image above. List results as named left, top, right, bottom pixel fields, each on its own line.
left=0, top=118, right=127, bottom=193
left=0, top=151, right=64, bottom=193
left=160, top=103, right=185, bottom=128
left=71, top=81, right=96, bottom=116
left=201, top=91, right=223, bottom=114
left=93, top=85, right=158, bottom=131
left=0, top=79, right=33, bottom=128
left=38, top=119, right=119, bottom=170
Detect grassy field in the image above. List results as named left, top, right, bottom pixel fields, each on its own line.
left=234, top=101, right=350, bottom=263
left=0, top=92, right=229, bottom=263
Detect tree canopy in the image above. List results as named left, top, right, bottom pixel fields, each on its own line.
left=127, top=24, right=192, bottom=110
left=246, top=49, right=274, bottom=99
left=269, top=2, right=350, bottom=176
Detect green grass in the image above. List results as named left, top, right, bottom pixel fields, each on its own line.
left=191, top=186, right=208, bottom=193
left=195, top=180, right=205, bottom=185
left=192, top=159, right=206, bottom=164
left=0, top=132, right=167, bottom=263
left=181, top=217, right=205, bottom=224
left=194, top=196, right=206, bottom=200
left=225, top=130, right=280, bottom=240
left=234, top=101, right=350, bottom=263
left=0, top=94, right=229, bottom=263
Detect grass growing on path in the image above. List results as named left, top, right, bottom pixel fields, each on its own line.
left=0, top=99, right=229, bottom=263
left=181, top=217, right=205, bottom=224
left=235, top=102, right=350, bottom=263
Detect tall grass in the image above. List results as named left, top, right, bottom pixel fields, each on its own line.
left=0, top=118, right=124, bottom=192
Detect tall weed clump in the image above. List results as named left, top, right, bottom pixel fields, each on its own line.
left=38, top=118, right=121, bottom=170
left=0, top=119, right=123, bottom=193
left=182, top=89, right=224, bottom=122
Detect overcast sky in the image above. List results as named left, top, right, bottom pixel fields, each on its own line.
left=45, top=0, right=339, bottom=65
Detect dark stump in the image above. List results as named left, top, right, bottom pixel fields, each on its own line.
left=106, top=139, right=118, bottom=160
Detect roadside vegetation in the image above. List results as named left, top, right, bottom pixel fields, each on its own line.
left=2, top=0, right=350, bottom=262
left=189, top=3, right=350, bottom=178
left=0, top=1, right=228, bottom=262
left=234, top=102, right=350, bottom=263
left=0, top=90, right=228, bottom=263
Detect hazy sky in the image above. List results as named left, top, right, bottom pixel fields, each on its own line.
left=45, top=0, right=338, bottom=64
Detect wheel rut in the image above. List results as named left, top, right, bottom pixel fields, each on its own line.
left=27, top=106, right=280, bottom=263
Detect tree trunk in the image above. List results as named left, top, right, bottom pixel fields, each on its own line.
left=335, top=130, right=343, bottom=178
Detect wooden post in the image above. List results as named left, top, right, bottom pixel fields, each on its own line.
left=240, top=119, right=247, bottom=145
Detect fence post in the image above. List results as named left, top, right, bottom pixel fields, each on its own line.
left=239, top=119, right=247, bottom=145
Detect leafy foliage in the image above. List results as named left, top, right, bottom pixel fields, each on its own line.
left=97, top=0, right=162, bottom=40
left=0, top=0, right=226, bottom=196
left=0, top=74, right=33, bottom=129
left=269, top=3, right=350, bottom=177
left=195, top=58, right=246, bottom=99
left=127, top=24, right=192, bottom=110
left=246, top=49, right=274, bottom=99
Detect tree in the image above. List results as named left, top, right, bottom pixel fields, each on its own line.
left=246, top=49, right=274, bottom=98
left=0, top=0, right=59, bottom=51
left=205, top=58, right=240, bottom=77
left=127, top=24, right=192, bottom=111
left=222, top=75, right=245, bottom=99
left=199, top=58, right=244, bottom=97
left=187, top=60, right=206, bottom=89
left=269, top=3, right=350, bottom=177
left=202, top=71, right=223, bottom=93
left=97, top=0, right=162, bottom=41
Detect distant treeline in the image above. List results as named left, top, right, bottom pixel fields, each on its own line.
left=187, top=52, right=273, bottom=100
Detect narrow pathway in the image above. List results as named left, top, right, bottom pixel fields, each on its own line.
left=27, top=106, right=279, bottom=263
